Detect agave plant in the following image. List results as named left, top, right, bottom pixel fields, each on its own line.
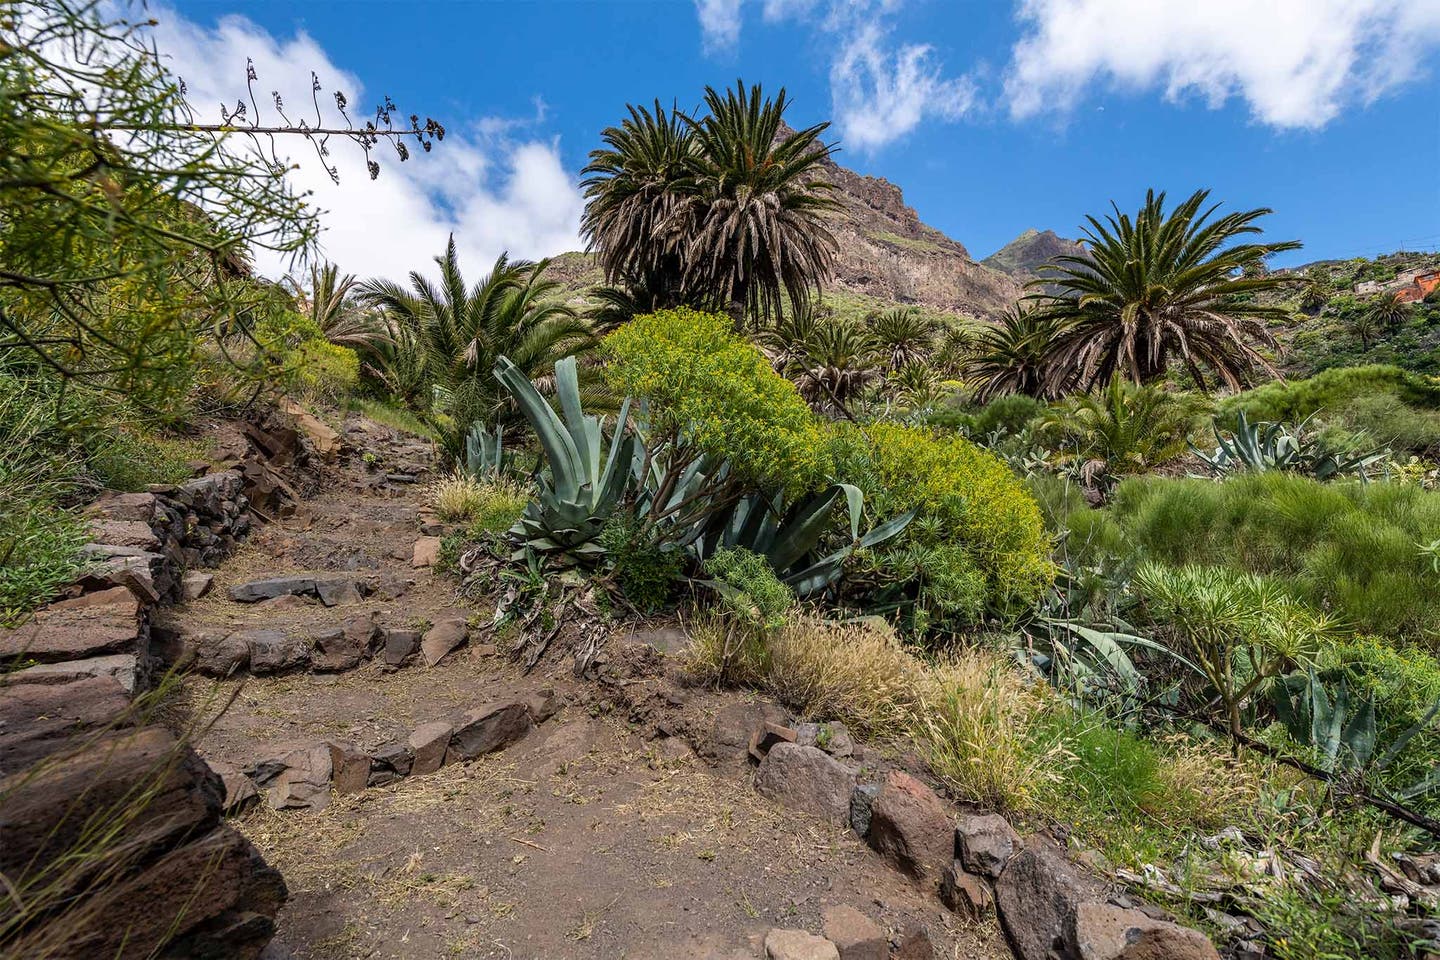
left=699, top=485, right=914, bottom=598
left=463, top=422, right=507, bottom=481
left=493, top=355, right=634, bottom=561
left=1193, top=410, right=1388, bottom=481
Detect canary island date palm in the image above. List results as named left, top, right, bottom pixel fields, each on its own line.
left=286, top=262, right=389, bottom=351
left=1034, top=189, right=1301, bottom=393
left=581, top=82, right=839, bottom=329
left=966, top=306, right=1067, bottom=402
left=580, top=100, right=697, bottom=301
left=359, top=236, right=593, bottom=460
left=869, top=307, right=939, bottom=372
left=682, top=82, right=840, bottom=326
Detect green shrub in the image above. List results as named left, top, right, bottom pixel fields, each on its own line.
left=600, top=513, right=682, bottom=614
left=603, top=308, right=830, bottom=493
left=703, top=547, right=794, bottom=631
left=0, top=503, right=88, bottom=628
left=86, top=430, right=205, bottom=491
left=292, top=338, right=359, bottom=405
left=1109, top=473, right=1440, bottom=645
left=830, top=421, right=1054, bottom=625
left=967, top=393, right=1047, bottom=438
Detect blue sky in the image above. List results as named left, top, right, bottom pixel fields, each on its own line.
left=159, top=1, right=1440, bottom=279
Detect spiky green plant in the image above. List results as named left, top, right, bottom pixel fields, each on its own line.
left=1043, top=377, right=1208, bottom=482
left=869, top=307, right=939, bottom=372
left=1033, top=188, right=1302, bottom=392
left=966, top=306, right=1066, bottom=401
left=1192, top=410, right=1388, bottom=481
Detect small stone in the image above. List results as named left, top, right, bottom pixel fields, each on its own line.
left=374, top=574, right=412, bottom=600
left=314, top=578, right=363, bottom=606
left=707, top=701, right=789, bottom=761
left=956, top=812, right=1021, bottom=879
left=262, top=742, right=333, bottom=810
left=893, top=924, right=935, bottom=960
left=940, top=861, right=994, bottom=920
left=821, top=905, right=886, bottom=960
left=243, top=629, right=311, bottom=674
left=764, top=928, right=840, bottom=960
left=412, top=536, right=441, bottom=568
left=88, top=519, right=160, bottom=550
left=420, top=617, right=467, bottom=667
left=181, top=571, right=215, bottom=601
left=1072, top=902, right=1220, bottom=960
left=849, top=783, right=880, bottom=838
left=748, top=721, right=798, bottom=762
left=256, top=594, right=312, bottom=611
left=447, top=702, right=534, bottom=762
left=327, top=742, right=372, bottom=795
left=382, top=629, right=421, bottom=667
left=867, top=771, right=954, bottom=885
left=408, top=721, right=454, bottom=776
left=995, top=840, right=1106, bottom=960
left=192, top=632, right=250, bottom=676
left=754, top=743, right=855, bottom=823
left=228, top=576, right=316, bottom=603
left=207, top=760, right=259, bottom=813
left=525, top=687, right=559, bottom=724
left=368, top=741, right=413, bottom=786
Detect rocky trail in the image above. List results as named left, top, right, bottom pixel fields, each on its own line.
left=159, top=415, right=1012, bottom=960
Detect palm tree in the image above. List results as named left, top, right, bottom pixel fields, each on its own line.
left=581, top=82, right=839, bottom=330
left=755, top=299, right=830, bottom=373
left=1034, top=189, right=1302, bottom=392
left=1368, top=291, right=1412, bottom=332
left=869, top=307, right=939, bottom=372
left=1346, top=305, right=1382, bottom=351
left=1043, top=376, right=1209, bottom=484
left=359, top=236, right=593, bottom=459
left=786, top=317, right=880, bottom=417
left=580, top=101, right=697, bottom=300
left=966, top=307, right=1067, bottom=402
left=286, top=262, right=387, bottom=350
left=683, top=82, right=839, bottom=326
left=1298, top=268, right=1330, bottom=313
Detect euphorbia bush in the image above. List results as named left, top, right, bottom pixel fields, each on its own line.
left=829, top=421, right=1054, bottom=630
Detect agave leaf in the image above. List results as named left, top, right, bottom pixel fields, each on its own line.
left=768, top=486, right=843, bottom=572
left=856, top=507, right=916, bottom=549
left=495, top=355, right=581, bottom=500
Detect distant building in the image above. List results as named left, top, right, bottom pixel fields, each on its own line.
left=1395, top=270, right=1440, bottom=304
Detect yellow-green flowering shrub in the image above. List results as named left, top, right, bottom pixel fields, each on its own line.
left=831, top=421, right=1054, bottom=625
left=604, top=308, right=830, bottom=492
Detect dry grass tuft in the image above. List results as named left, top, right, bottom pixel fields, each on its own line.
left=763, top=615, right=924, bottom=738
left=912, top=648, right=1058, bottom=813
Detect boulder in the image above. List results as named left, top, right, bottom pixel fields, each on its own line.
left=749, top=721, right=798, bottom=762
left=956, top=812, right=1021, bottom=879
left=206, top=760, right=260, bottom=813
left=89, top=491, right=160, bottom=523
left=1072, top=902, right=1220, bottom=960
left=181, top=571, right=215, bottom=601
left=326, top=742, right=372, bottom=795
left=84, top=554, right=162, bottom=605
left=243, top=630, right=310, bottom=674
left=420, top=617, right=468, bottom=667
left=764, top=928, right=840, bottom=960
left=849, top=783, right=880, bottom=838
left=3, top=654, right=141, bottom=694
left=995, top=839, right=1106, bottom=960
left=412, top=537, right=441, bottom=568
left=373, top=574, right=413, bottom=600
left=367, top=741, right=413, bottom=787
left=0, top=676, right=132, bottom=775
left=311, top=615, right=382, bottom=673
left=192, top=632, right=251, bottom=677
left=408, top=721, right=454, bottom=776
left=227, top=576, right=316, bottom=603
left=0, top=586, right=145, bottom=664
left=382, top=629, right=421, bottom=667
left=754, top=743, right=855, bottom=823
left=867, top=771, right=953, bottom=885
left=447, top=703, right=534, bottom=762
left=821, top=905, right=886, bottom=960
left=940, top=861, right=994, bottom=920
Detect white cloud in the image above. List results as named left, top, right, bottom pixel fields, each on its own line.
left=147, top=7, right=583, bottom=282
left=830, top=20, right=977, bottom=151
left=759, top=0, right=976, bottom=151
left=1005, top=0, right=1440, bottom=129
left=696, top=0, right=745, bottom=51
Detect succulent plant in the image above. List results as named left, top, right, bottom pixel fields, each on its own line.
left=1193, top=410, right=1387, bottom=481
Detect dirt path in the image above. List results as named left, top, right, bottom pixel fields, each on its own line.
left=161, top=416, right=1011, bottom=960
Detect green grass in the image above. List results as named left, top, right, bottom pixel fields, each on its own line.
left=0, top=502, right=89, bottom=627
left=868, top=230, right=946, bottom=254
left=352, top=398, right=438, bottom=440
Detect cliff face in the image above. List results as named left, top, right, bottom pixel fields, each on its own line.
left=981, top=229, right=1086, bottom=285
left=816, top=152, right=1020, bottom=318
